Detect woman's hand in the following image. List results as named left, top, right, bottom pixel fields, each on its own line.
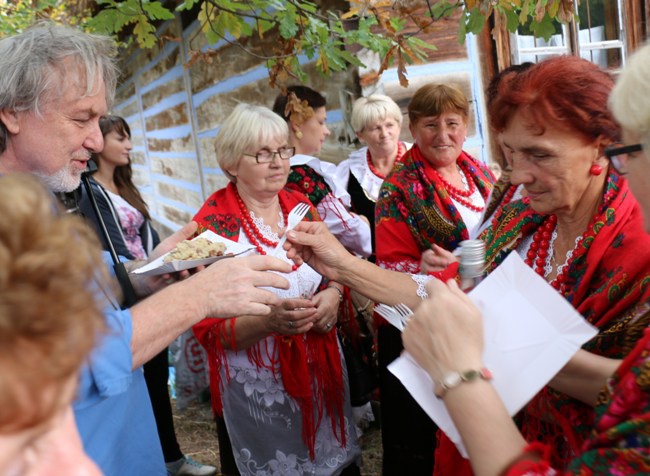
left=309, top=286, right=341, bottom=334
left=266, top=298, right=317, bottom=335
left=402, top=278, right=484, bottom=382
left=284, top=221, right=355, bottom=281
left=419, top=244, right=458, bottom=274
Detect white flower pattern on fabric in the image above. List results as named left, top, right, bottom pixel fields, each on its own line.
left=269, top=451, right=301, bottom=476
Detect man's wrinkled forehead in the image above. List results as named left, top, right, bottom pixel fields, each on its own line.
left=41, top=59, right=111, bottom=112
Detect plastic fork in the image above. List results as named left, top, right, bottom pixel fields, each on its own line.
left=375, top=303, right=413, bottom=331
left=394, top=303, right=413, bottom=328
left=273, top=202, right=310, bottom=256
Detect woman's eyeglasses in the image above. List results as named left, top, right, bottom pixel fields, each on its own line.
left=605, top=143, right=643, bottom=175
left=244, top=146, right=295, bottom=164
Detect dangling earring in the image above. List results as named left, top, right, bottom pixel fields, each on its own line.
left=294, top=130, right=303, bottom=140
left=590, top=164, right=603, bottom=176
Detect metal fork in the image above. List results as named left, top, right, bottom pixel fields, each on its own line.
left=273, top=202, right=310, bottom=256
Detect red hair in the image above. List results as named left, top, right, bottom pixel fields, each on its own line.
left=489, top=56, right=620, bottom=144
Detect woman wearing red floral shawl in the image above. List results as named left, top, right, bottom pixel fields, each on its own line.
left=432, top=56, right=650, bottom=476
left=374, top=83, right=495, bottom=475
left=191, top=104, right=361, bottom=476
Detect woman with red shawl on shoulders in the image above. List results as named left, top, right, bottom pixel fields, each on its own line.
left=191, top=104, right=361, bottom=476
left=432, top=55, right=650, bottom=475
left=374, top=83, right=495, bottom=474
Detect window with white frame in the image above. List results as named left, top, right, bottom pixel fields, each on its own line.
left=510, top=0, right=626, bottom=69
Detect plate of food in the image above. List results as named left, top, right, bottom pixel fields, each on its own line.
left=131, top=230, right=254, bottom=276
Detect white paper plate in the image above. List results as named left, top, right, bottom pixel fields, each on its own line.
left=131, top=230, right=254, bottom=276
left=388, top=252, right=598, bottom=458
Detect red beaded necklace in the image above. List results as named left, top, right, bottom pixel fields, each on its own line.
left=235, top=190, right=300, bottom=271
left=235, top=188, right=287, bottom=250
left=366, top=142, right=406, bottom=179
left=433, top=163, right=484, bottom=212
left=525, top=214, right=598, bottom=295
left=525, top=214, right=557, bottom=278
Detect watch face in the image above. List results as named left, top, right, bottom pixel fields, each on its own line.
left=442, top=372, right=462, bottom=388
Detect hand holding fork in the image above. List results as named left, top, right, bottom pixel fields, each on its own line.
left=273, top=202, right=310, bottom=257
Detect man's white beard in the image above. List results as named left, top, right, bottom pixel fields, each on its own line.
left=34, top=164, right=82, bottom=193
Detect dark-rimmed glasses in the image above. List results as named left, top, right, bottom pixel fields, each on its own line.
left=243, top=146, right=295, bottom=164
left=605, top=143, right=643, bottom=175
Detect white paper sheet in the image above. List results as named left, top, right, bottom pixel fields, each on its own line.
left=388, top=252, right=598, bottom=457
left=131, top=230, right=254, bottom=276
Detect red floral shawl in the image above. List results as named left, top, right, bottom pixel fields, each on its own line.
left=375, top=145, right=495, bottom=273
left=191, top=182, right=346, bottom=459
left=436, top=171, right=650, bottom=474
left=504, top=324, right=650, bottom=475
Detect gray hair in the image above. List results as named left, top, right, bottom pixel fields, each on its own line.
left=350, top=94, right=403, bottom=133
left=609, top=43, right=650, bottom=149
left=216, top=104, right=289, bottom=182
left=0, top=22, right=119, bottom=154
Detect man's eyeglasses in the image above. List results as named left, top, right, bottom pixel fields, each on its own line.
left=605, top=143, right=643, bottom=175
left=243, top=146, right=295, bottom=164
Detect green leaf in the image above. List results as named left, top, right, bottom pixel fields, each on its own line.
left=503, top=8, right=520, bottom=31
left=532, top=13, right=556, bottom=41
left=337, top=48, right=362, bottom=67
left=458, top=11, right=468, bottom=44
left=142, top=1, right=175, bottom=20
left=277, top=7, right=299, bottom=38
left=389, top=17, right=406, bottom=31
left=465, top=8, right=487, bottom=34
left=133, top=15, right=157, bottom=48
left=215, top=11, right=246, bottom=39
left=431, top=0, right=457, bottom=19
left=176, top=0, right=202, bottom=11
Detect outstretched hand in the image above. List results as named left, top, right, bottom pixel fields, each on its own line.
left=190, top=254, right=292, bottom=318
left=402, top=279, right=484, bottom=382
left=283, top=221, right=353, bottom=282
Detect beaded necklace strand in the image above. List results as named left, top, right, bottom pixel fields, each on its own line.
left=525, top=214, right=598, bottom=295
left=433, top=163, right=485, bottom=212
left=235, top=188, right=299, bottom=271
left=366, top=142, right=406, bottom=179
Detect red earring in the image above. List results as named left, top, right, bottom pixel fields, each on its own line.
left=590, top=164, right=603, bottom=176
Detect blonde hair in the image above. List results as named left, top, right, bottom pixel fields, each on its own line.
left=215, top=104, right=289, bottom=182
left=609, top=43, right=650, bottom=149
left=0, top=174, right=107, bottom=431
left=350, top=94, right=403, bottom=133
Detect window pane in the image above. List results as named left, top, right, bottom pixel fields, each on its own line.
left=511, top=18, right=568, bottom=64
left=577, top=0, right=623, bottom=68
